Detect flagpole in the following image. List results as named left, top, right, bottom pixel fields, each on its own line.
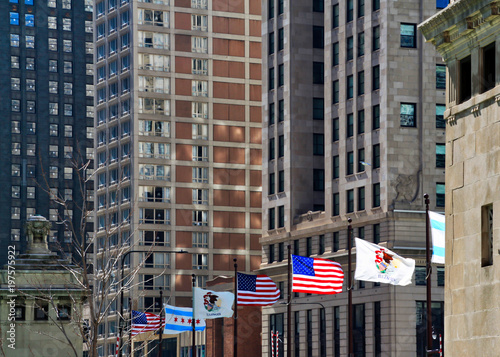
left=192, top=273, right=196, bottom=356
left=157, top=287, right=163, bottom=357
left=424, top=193, right=433, bottom=355
left=287, top=244, right=292, bottom=357
left=347, top=217, right=353, bottom=357
left=233, top=258, right=238, bottom=357
left=128, top=297, right=132, bottom=357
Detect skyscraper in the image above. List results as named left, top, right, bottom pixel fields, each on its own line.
left=260, top=0, right=447, bottom=355
left=0, top=0, right=94, bottom=263
left=93, top=0, right=262, bottom=354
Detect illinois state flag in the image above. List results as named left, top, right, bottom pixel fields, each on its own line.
left=193, top=287, right=234, bottom=319
left=354, top=238, right=415, bottom=286
left=429, top=211, right=445, bottom=264
left=292, top=255, right=344, bottom=294
left=163, top=305, right=206, bottom=335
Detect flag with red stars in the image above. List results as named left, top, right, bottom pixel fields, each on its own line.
left=164, top=304, right=206, bottom=335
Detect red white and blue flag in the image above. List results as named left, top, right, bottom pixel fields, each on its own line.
left=164, top=304, right=206, bottom=334
left=292, top=255, right=344, bottom=294
left=131, top=310, right=163, bottom=337
left=237, top=272, right=280, bottom=306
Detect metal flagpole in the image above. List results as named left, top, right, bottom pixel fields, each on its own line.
left=157, top=288, right=163, bottom=357
left=192, top=274, right=196, bottom=356
left=128, top=297, right=132, bottom=357
left=233, top=258, right=238, bottom=357
left=347, top=217, right=353, bottom=357
left=424, top=193, right=434, bottom=355
left=287, top=245, right=292, bottom=357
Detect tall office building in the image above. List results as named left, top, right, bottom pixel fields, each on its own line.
left=260, top=0, right=447, bottom=355
left=93, top=0, right=262, bottom=354
left=0, top=0, right=94, bottom=263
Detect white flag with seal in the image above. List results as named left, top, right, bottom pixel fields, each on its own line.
left=429, top=211, right=445, bottom=264
left=193, top=287, right=234, bottom=319
left=354, top=238, right=415, bottom=286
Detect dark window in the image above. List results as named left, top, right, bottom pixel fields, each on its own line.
left=358, top=148, right=365, bottom=172
left=279, top=282, right=284, bottom=299
left=373, top=65, right=380, bottom=90
left=313, top=134, right=325, bottom=155
left=481, top=204, right=493, bottom=267
left=373, top=144, right=380, bottom=168
left=307, top=310, right=313, bottom=355
left=294, top=239, right=300, bottom=255
left=374, top=302, right=381, bottom=356
left=358, top=71, right=365, bottom=95
left=278, top=170, right=285, bottom=192
left=333, top=4, right=339, bottom=28
left=358, top=187, right=365, bottom=211
left=278, top=242, right=284, bottom=262
left=373, top=183, right=380, bottom=207
left=373, top=0, right=380, bottom=11
left=320, top=308, right=326, bottom=356
left=358, top=32, right=365, bottom=57
left=269, top=173, right=276, bottom=195
left=436, top=0, right=448, bottom=8
left=347, top=114, right=354, bottom=137
left=313, top=62, right=325, bottom=84
left=347, top=0, right=354, bottom=22
left=373, top=26, right=380, bottom=51
left=333, top=193, right=340, bottom=216
left=436, top=183, right=445, bottom=207
left=436, top=64, right=446, bottom=89
left=269, top=208, right=275, bottom=230
left=347, top=151, right=354, bottom=175
left=332, top=42, right=339, bottom=66
left=373, top=223, right=380, bottom=244
left=333, top=80, right=339, bottom=103
left=269, top=67, right=275, bottom=90
left=415, top=266, right=426, bottom=285
left=278, top=0, right=284, bottom=14
left=270, top=314, right=284, bottom=357
left=269, top=0, right=274, bottom=19
left=333, top=155, right=340, bottom=179
left=278, top=205, right=284, bottom=228
left=313, top=98, right=324, bottom=120
left=347, top=189, right=354, bottom=213
left=436, top=104, right=446, bottom=128
left=313, top=0, right=324, bottom=12
left=437, top=267, right=445, bottom=286
left=294, top=311, right=300, bottom=357
left=436, top=144, right=445, bottom=168
left=347, top=37, right=354, bottom=61
left=313, top=169, right=325, bottom=191
left=373, top=104, right=380, bottom=129
left=313, top=26, right=324, bottom=48
left=358, top=0, right=365, bottom=17
left=306, top=237, right=312, bottom=257
left=358, top=110, right=365, bottom=134
left=270, top=102, right=275, bottom=125
left=15, top=306, right=25, bottom=321
left=333, top=117, right=339, bottom=141
left=347, top=75, right=354, bottom=99
left=319, top=235, right=325, bottom=255
left=334, top=306, right=340, bottom=356
left=358, top=227, right=365, bottom=239
left=278, top=64, right=284, bottom=86
left=57, top=304, right=71, bottom=320
left=400, top=103, right=416, bottom=127
left=278, top=100, right=284, bottom=122
left=278, top=28, right=284, bottom=51
left=269, top=32, right=275, bottom=55
left=269, top=138, right=275, bottom=160
left=278, top=135, right=284, bottom=158
left=400, top=23, right=417, bottom=48
left=482, top=43, right=496, bottom=93
left=333, top=232, right=340, bottom=252
left=353, top=304, right=366, bottom=356
left=34, top=302, right=49, bottom=321
left=269, top=244, right=275, bottom=263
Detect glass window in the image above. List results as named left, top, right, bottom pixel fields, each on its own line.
left=373, top=144, right=380, bottom=168
left=400, top=103, right=416, bottom=127
left=313, top=62, right=324, bottom=84
left=48, top=16, right=57, bottom=29
left=64, top=61, right=72, bottom=74
left=373, top=65, right=380, bottom=90
left=11, top=56, right=19, bottom=69
left=436, top=104, right=446, bottom=129
left=11, top=78, right=20, bottom=91
left=373, top=105, right=380, bottom=130
left=11, top=34, right=20, bottom=47
left=436, top=0, right=448, bottom=9
left=11, top=100, right=20, bottom=112
left=313, top=169, right=324, bottom=191
left=26, top=58, right=35, bottom=70
left=373, top=26, right=380, bottom=51
left=373, top=183, right=380, bottom=207
left=332, top=4, right=339, bottom=28
left=49, top=60, right=57, bottom=72
left=10, top=12, right=19, bottom=26
left=63, top=18, right=71, bottom=31
left=313, top=98, right=324, bottom=120
left=63, top=40, right=72, bottom=52
left=313, top=26, right=324, bottom=49
left=400, top=23, right=417, bottom=48
left=49, top=38, right=57, bottom=51
left=347, top=0, right=354, bottom=22
left=436, top=144, right=445, bottom=168
left=191, top=36, right=208, bottom=53
left=436, top=183, right=445, bottom=207
left=191, top=14, right=208, bottom=31
left=278, top=28, right=284, bottom=51
left=25, top=14, right=35, bottom=27
left=313, top=0, right=324, bottom=12
left=26, top=36, right=35, bottom=49
left=436, top=64, right=446, bottom=89
left=332, top=42, right=339, bottom=66
left=313, top=134, right=324, bottom=155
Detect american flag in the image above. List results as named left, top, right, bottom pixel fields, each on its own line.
left=292, top=255, right=344, bottom=294
left=237, top=272, right=280, bottom=306
left=131, top=310, right=163, bottom=337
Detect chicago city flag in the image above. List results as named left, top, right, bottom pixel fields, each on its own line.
left=429, top=211, right=445, bottom=264
left=193, top=287, right=234, bottom=319
left=354, top=238, right=415, bottom=286
left=163, top=304, right=206, bottom=335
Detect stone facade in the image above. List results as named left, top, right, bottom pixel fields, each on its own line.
left=420, top=1, right=500, bottom=355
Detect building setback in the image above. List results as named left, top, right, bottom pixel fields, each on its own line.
left=260, top=0, right=447, bottom=355
left=420, top=0, right=500, bottom=355
left=0, top=0, right=94, bottom=263
left=93, top=0, right=262, bottom=354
